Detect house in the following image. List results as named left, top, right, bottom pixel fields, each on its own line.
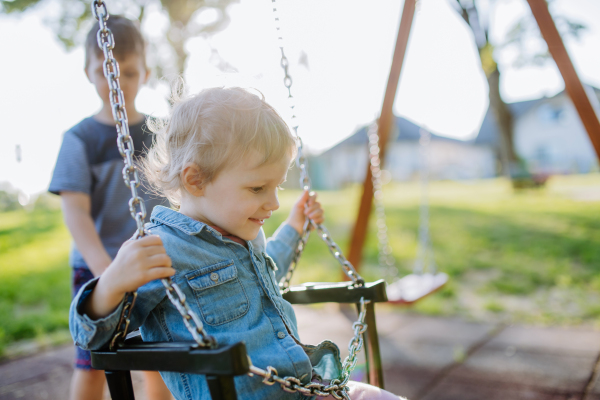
left=475, top=86, right=600, bottom=175
left=308, top=116, right=495, bottom=190
left=305, top=86, right=600, bottom=190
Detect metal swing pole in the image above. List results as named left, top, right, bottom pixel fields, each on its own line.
left=348, top=0, right=416, bottom=271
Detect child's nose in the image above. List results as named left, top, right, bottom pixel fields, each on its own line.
left=265, top=192, right=280, bottom=211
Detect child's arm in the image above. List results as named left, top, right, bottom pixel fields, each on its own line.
left=82, top=235, right=174, bottom=319
left=266, top=191, right=325, bottom=281
left=61, top=191, right=112, bottom=276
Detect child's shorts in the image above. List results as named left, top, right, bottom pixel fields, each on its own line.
left=72, top=266, right=96, bottom=370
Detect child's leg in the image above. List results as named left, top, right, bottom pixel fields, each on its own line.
left=69, top=368, right=105, bottom=400
left=70, top=267, right=106, bottom=400
left=143, top=371, right=173, bottom=400
left=316, top=381, right=407, bottom=400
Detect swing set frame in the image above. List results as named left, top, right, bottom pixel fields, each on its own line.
left=88, top=0, right=600, bottom=399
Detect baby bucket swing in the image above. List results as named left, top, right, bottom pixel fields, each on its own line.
left=88, top=1, right=387, bottom=399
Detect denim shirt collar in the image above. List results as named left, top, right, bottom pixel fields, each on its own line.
left=150, top=206, right=265, bottom=250
left=149, top=205, right=258, bottom=250
left=150, top=205, right=207, bottom=235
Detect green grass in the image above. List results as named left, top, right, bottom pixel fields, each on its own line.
left=265, top=174, right=600, bottom=327
left=1, top=174, right=599, bottom=354
left=0, top=208, right=71, bottom=356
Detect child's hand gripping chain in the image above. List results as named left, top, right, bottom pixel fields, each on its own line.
left=286, top=190, right=325, bottom=234
left=83, top=236, right=174, bottom=320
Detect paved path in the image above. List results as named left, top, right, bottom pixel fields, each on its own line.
left=1, top=305, right=599, bottom=400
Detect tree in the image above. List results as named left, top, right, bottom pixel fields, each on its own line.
left=450, top=0, right=585, bottom=178
left=0, top=0, right=238, bottom=77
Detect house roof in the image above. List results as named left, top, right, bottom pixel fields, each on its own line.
left=324, top=115, right=462, bottom=155
left=474, top=98, right=541, bottom=146
left=474, top=86, right=600, bottom=146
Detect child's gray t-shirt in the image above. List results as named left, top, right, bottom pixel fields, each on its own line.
left=49, top=117, right=166, bottom=269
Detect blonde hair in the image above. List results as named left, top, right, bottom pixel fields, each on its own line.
left=141, top=86, right=297, bottom=207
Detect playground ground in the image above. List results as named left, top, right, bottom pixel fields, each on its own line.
left=1, top=304, right=599, bottom=400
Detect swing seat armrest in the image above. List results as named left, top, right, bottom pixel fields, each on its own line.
left=282, top=279, right=388, bottom=304
left=91, top=341, right=250, bottom=376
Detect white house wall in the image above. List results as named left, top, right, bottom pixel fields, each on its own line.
left=316, top=141, right=496, bottom=189
left=514, top=94, right=597, bottom=173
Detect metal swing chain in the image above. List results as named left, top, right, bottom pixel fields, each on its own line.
left=366, top=122, right=398, bottom=281
left=91, top=0, right=216, bottom=350
left=271, top=0, right=364, bottom=291
left=249, top=297, right=369, bottom=399
left=414, top=129, right=436, bottom=275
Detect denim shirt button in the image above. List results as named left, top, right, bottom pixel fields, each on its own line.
left=210, top=272, right=219, bottom=282
left=277, top=331, right=286, bottom=339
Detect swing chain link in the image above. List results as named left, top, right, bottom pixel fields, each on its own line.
left=92, top=0, right=216, bottom=351
left=367, top=122, right=397, bottom=280
left=272, top=0, right=364, bottom=290
left=280, top=217, right=312, bottom=291
left=249, top=298, right=368, bottom=399
left=109, top=291, right=137, bottom=350
left=415, top=129, right=436, bottom=275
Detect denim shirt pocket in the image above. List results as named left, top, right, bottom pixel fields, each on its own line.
left=185, top=260, right=249, bottom=326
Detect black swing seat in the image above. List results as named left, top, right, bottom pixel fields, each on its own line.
left=91, top=331, right=250, bottom=400
left=91, top=280, right=388, bottom=400
left=91, top=332, right=250, bottom=376
left=282, top=279, right=388, bottom=304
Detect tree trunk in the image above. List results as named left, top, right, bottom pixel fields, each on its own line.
left=487, top=66, right=518, bottom=176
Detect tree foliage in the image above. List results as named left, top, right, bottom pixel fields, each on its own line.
left=0, top=0, right=238, bottom=76
left=450, top=0, right=586, bottom=178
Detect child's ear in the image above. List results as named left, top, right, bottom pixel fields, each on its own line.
left=182, top=163, right=204, bottom=197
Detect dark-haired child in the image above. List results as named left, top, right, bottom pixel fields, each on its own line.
left=49, top=15, right=172, bottom=400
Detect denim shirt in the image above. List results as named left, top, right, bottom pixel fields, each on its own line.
left=70, top=206, right=342, bottom=400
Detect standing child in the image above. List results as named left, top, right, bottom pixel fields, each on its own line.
left=69, top=87, right=404, bottom=399
left=49, top=15, right=172, bottom=400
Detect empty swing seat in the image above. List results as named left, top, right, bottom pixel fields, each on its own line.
left=386, top=272, right=449, bottom=304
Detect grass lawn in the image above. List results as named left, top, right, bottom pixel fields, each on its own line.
left=1, top=174, right=598, bottom=355
left=0, top=207, right=71, bottom=357
left=265, top=174, right=600, bottom=327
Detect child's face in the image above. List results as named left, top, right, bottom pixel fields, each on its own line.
left=181, top=151, right=293, bottom=241
left=85, top=52, right=149, bottom=111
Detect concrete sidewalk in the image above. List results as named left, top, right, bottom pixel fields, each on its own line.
left=1, top=305, right=599, bottom=400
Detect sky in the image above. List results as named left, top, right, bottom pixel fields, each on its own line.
left=1, top=0, right=599, bottom=196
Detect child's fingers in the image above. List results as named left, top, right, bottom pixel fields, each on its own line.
left=304, top=201, right=322, bottom=215
left=145, top=266, right=176, bottom=281
left=142, top=244, right=168, bottom=257
left=307, top=191, right=317, bottom=206
left=147, top=253, right=173, bottom=269
left=137, top=235, right=163, bottom=247
left=307, top=209, right=324, bottom=224
left=296, top=190, right=310, bottom=208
